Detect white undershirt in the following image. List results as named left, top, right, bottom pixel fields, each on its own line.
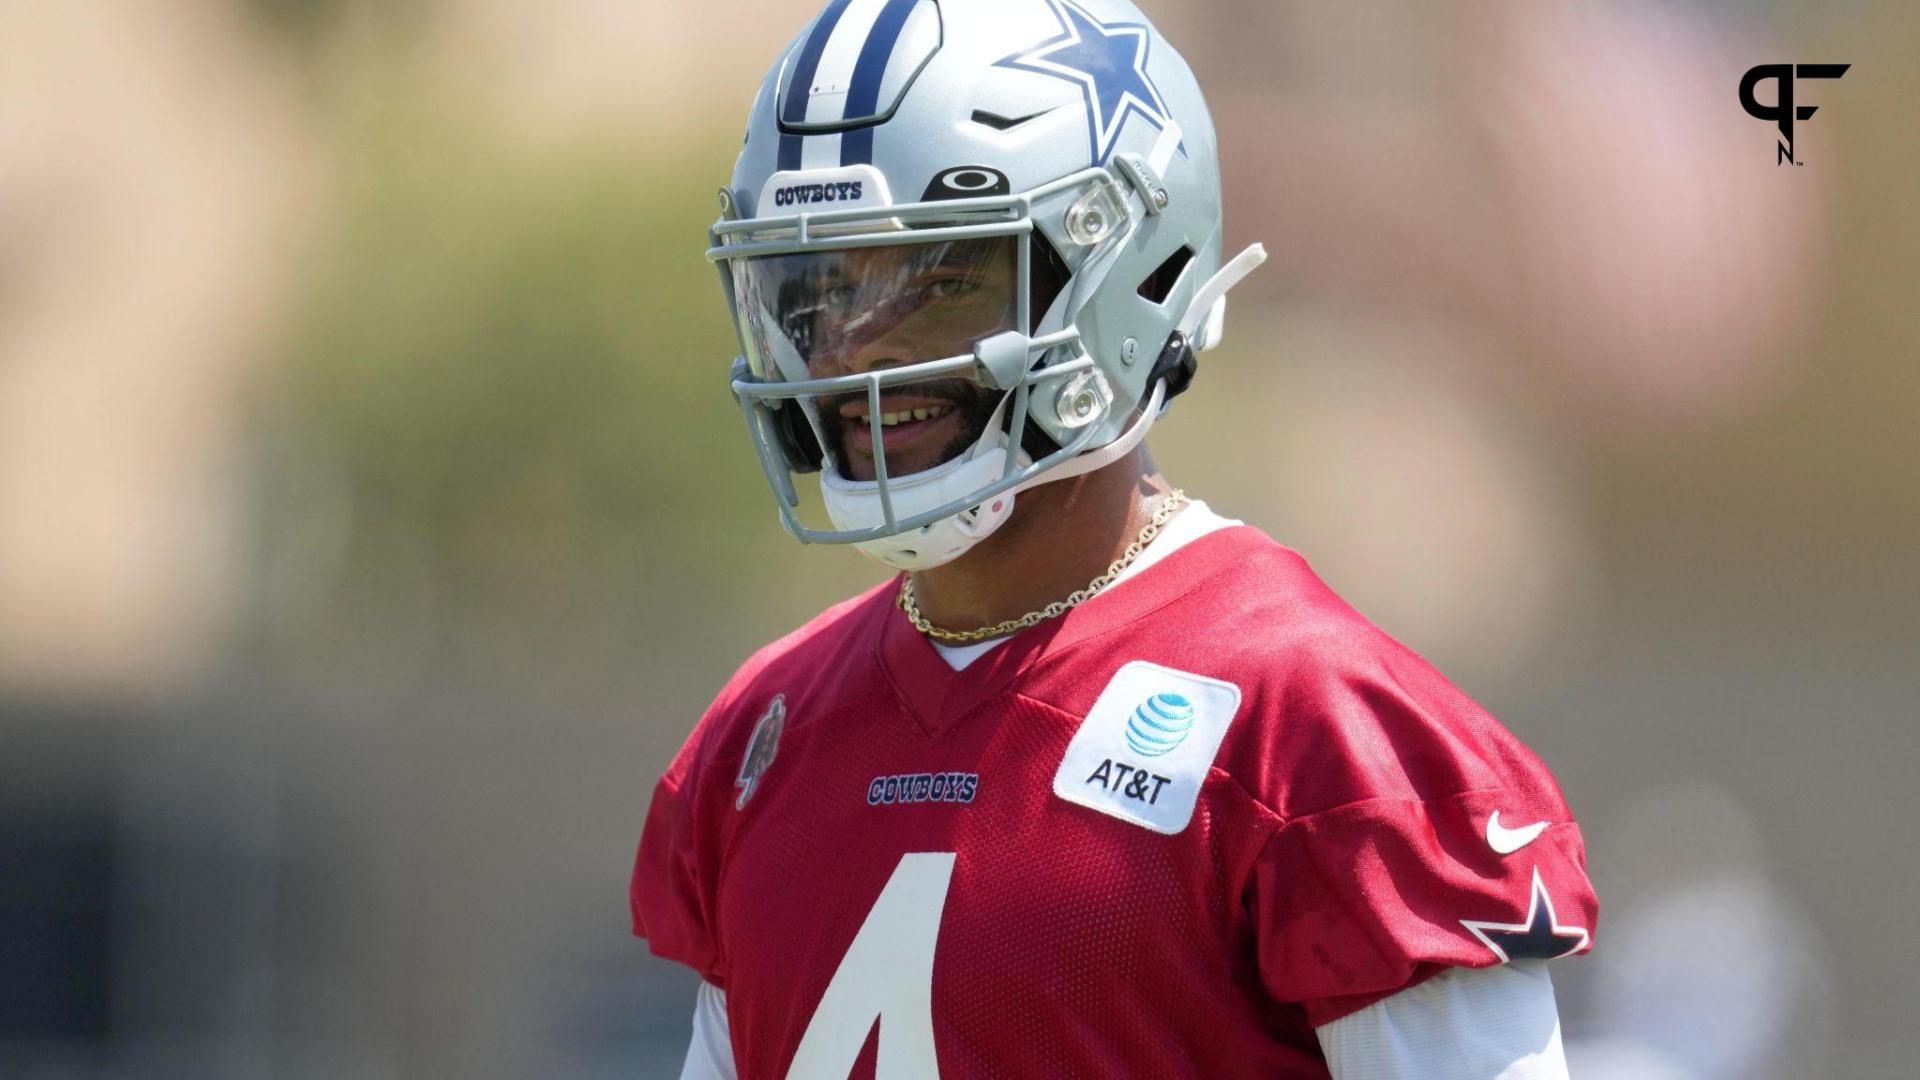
left=682, top=963, right=1568, bottom=1079
left=928, top=498, right=1243, bottom=672
left=676, top=497, right=1571, bottom=1078
left=681, top=981, right=735, bottom=1080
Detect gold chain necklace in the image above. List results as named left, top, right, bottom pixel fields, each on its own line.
left=897, top=490, right=1190, bottom=643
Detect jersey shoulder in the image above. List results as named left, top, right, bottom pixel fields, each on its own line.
left=1238, top=533, right=1564, bottom=818
left=1025, top=527, right=1595, bottom=1022
left=1059, top=526, right=1570, bottom=822
left=630, top=579, right=898, bottom=972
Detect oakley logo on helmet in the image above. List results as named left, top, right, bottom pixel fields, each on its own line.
left=921, top=166, right=1011, bottom=202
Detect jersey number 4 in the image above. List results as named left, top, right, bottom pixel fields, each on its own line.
left=786, top=852, right=955, bottom=1079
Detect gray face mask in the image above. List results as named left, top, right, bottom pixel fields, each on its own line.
left=735, top=236, right=1016, bottom=482
left=710, top=0, right=1264, bottom=563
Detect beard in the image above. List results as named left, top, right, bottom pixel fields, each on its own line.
left=818, top=377, right=1005, bottom=481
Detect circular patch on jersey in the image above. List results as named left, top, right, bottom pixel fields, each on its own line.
left=1125, top=693, right=1195, bottom=756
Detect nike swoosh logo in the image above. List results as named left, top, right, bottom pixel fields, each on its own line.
left=1486, top=811, right=1550, bottom=855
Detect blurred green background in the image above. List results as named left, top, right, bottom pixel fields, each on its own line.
left=2, top=0, right=1916, bottom=1076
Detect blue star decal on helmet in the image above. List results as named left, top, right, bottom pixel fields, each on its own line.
left=996, top=0, right=1175, bottom=166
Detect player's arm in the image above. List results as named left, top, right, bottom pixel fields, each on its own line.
left=678, top=981, right=737, bottom=1080
left=1316, top=961, right=1568, bottom=1080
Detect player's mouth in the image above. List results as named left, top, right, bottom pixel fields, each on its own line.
left=840, top=399, right=960, bottom=457
left=838, top=397, right=963, bottom=468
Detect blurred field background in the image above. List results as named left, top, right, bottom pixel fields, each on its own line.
left=2, top=0, right=1916, bottom=1076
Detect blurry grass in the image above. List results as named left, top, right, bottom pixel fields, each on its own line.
left=251, top=68, right=840, bottom=687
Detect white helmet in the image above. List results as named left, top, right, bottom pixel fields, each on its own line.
left=712, top=0, right=1265, bottom=570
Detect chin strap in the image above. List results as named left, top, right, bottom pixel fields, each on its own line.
left=1010, top=378, right=1167, bottom=495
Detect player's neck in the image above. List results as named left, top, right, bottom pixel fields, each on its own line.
left=904, top=449, right=1173, bottom=637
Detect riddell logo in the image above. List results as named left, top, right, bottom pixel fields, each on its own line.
left=1739, top=63, right=1850, bottom=165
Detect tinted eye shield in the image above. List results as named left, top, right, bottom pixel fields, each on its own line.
left=749, top=236, right=1018, bottom=379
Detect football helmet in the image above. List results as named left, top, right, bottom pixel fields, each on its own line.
left=711, top=0, right=1264, bottom=570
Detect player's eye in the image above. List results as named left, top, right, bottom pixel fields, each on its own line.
left=920, top=277, right=979, bottom=301
left=823, top=284, right=860, bottom=309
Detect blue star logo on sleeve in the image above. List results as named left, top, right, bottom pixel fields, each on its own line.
left=996, top=0, right=1175, bottom=165
left=1461, top=868, right=1593, bottom=963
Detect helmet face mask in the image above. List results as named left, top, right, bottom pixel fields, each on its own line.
left=732, top=234, right=1019, bottom=483
left=710, top=0, right=1263, bottom=570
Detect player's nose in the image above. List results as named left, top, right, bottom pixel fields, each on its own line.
left=813, top=325, right=915, bottom=380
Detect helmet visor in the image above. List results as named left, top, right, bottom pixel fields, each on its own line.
left=731, top=235, right=1018, bottom=480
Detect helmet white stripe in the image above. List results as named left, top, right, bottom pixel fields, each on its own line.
left=777, top=0, right=854, bottom=170
left=800, top=132, right=845, bottom=170
left=805, top=0, right=892, bottom=125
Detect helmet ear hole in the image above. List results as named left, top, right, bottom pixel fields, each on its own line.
left=775, top=401, right=824, bottom=473
left=1027, top=231, right=1071, bottom=334
left=1137, top=246, right=1195, bottom=305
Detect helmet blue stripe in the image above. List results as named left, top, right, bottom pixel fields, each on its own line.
left=778, top=0, right=857, bottom=170
left=838, top=0, right=919, bottom=166
left=784, top=0, right=855, bottom=125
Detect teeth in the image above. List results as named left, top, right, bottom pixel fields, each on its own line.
left=874, top=405, right=952, bottom=428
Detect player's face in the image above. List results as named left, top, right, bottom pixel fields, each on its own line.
left=736, top=236, right=1016, bottom=481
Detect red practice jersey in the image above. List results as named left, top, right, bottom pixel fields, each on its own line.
left=631, top=526, right=1597, bottom=1078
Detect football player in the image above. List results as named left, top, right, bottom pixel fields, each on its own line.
left=631, top=1, right=1597, bottom=1076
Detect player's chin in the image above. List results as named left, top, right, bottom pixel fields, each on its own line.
left=837, top=447, right=950, bottom=483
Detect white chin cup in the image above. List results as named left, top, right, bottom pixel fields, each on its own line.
left=820, top=426, right=1028, bottom=572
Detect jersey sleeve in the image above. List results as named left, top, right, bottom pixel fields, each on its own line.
left=1244, top=642, right=1598, bottom=1028
left=629, top=590, right=883, bottom=993
left=631, top=699, right=736, bottom=988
